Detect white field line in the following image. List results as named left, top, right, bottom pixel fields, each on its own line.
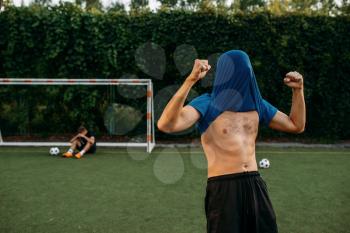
left=0, top=150, right=349, bottom=155
left=101, top=151, right=349, bottom=155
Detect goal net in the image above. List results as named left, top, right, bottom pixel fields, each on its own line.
left=0, top=78, right=156, bottom=153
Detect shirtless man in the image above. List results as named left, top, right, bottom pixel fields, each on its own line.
left=157, top=50, right=305, bottom=233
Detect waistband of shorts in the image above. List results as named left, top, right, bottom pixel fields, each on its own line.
left=207, top=171, right=260, bottom=183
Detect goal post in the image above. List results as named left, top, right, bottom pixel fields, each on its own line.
left=0, top=78, right=156, bottom=153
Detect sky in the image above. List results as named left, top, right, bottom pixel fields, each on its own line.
left=11, top=0, right=341, bottom=10
left=12, top=0, right=161, bottom=9
left=12, top=0, right=236, bottom=10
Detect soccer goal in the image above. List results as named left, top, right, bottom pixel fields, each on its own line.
left=0, top=78, right=156, bottom=153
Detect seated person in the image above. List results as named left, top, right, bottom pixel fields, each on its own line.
left=63, top=126, right=96, bottom=159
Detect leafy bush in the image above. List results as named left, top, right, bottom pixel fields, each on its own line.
left=0, top=4, right=349, bottom=141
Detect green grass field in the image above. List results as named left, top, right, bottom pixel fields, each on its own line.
left=0, top=146, right=349, bottom=233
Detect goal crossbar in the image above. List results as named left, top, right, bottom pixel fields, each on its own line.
left=0, top=78, right=150, bottom=85
left=0, top=78, right=156, bottom=153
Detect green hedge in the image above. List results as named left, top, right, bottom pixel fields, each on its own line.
left=0, top=4, right=349, bottom=141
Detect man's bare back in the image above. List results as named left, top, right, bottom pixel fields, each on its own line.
left=201, top=111, right=259, bottom=177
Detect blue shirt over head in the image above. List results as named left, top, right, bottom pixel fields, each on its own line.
left=187, top=50, right=278, bottom=134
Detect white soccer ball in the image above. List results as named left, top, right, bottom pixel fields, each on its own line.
left=49, top=147, right=60, bottom=156
left=259, top=158, right=270, bottom=169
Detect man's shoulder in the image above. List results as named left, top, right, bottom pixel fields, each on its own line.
left=187, top=93, right=211, bottom=117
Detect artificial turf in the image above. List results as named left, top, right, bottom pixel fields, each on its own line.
left=0, top=146, right=349, bottom=233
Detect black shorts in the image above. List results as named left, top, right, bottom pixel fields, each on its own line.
left=77, top=142, right=96, bottom=154
left=205, top=171, right=278, bottom=233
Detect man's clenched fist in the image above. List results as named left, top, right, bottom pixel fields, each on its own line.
left=187, top=59, right=211, bottom=83
left=284, top=71, right=303, bottom=90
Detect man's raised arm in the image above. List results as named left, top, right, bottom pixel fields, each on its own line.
left=69, top=134, right=80, bottom=143
left=269, top=71, right=306, bottom=133
left=157, top=60, right=211, bottom=133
